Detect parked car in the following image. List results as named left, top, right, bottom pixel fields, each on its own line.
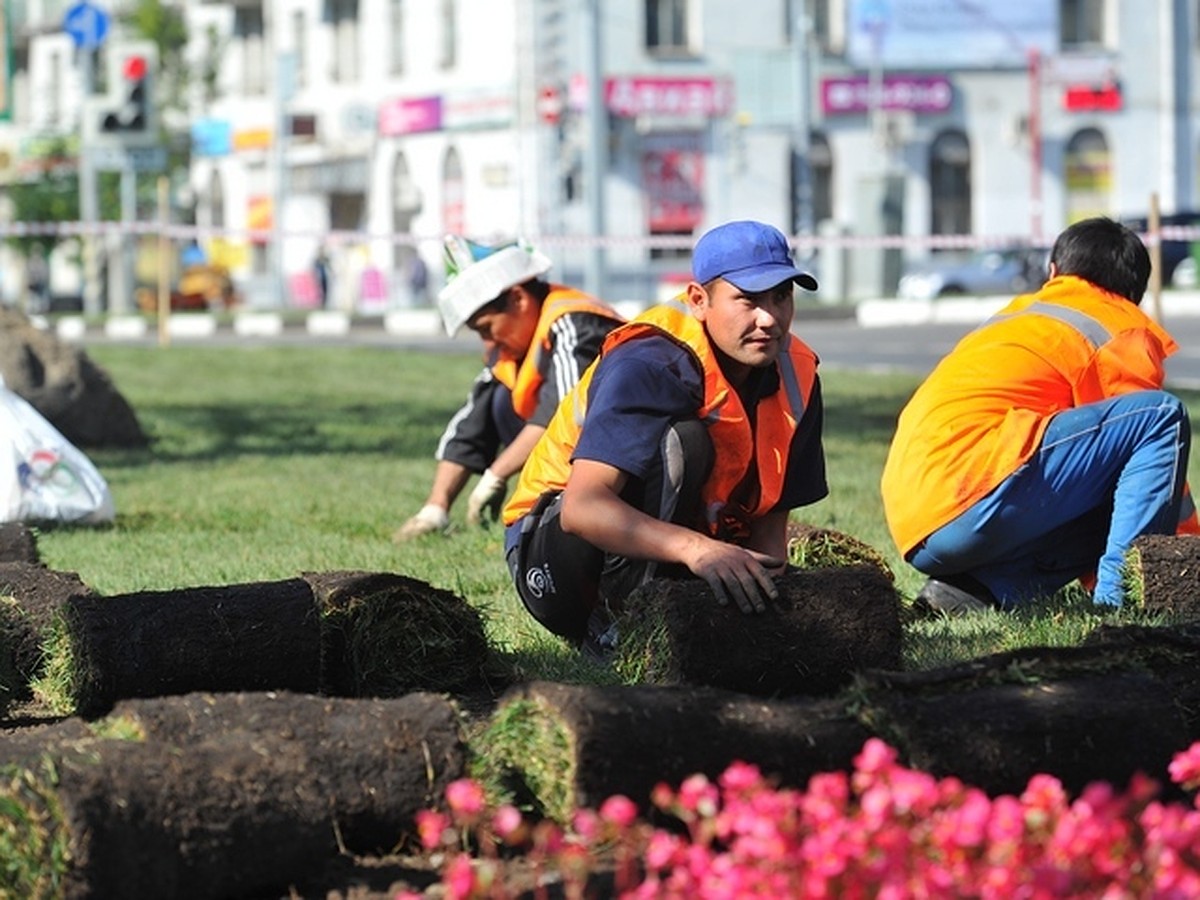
left=1120, top=212, right=1200, bottom=288
left=897, top=247, right=1048, bottom=300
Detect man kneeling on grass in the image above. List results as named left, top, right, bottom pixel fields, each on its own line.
left=881, top=216, right=1200, bottom=615
left=500, top=220, right=828, bottom=659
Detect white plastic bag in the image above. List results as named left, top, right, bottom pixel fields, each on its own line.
left=0, top=385, right=115, bottom=524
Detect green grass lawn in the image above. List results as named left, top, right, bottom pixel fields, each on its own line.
left=32, top=343, right=1200, bottom=681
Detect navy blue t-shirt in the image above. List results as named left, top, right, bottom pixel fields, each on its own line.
left=573, top=334, right=828, bottom=512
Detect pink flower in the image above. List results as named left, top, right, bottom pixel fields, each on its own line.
left=491, top=804, right=525, bottom=843
left=600, top=794, right=640, bottom=829
left=1169, top=742, right=1200, bottom=790
left=444, top=853, right=477, bottom=900
left=415, top=809, right=450, bottom=851
left=445, top=778, right=486, bottom=819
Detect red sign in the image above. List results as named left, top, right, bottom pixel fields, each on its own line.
left=537, top=85, right=563, bottom=124
left=605, top=76, right=732, bottom=119
left=1063, top=84, right=1122, bottom=112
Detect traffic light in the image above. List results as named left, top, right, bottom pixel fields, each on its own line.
left=98, top=43, right=157, bottom=142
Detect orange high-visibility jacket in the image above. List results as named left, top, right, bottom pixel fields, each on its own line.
left=503, top=299, right=819, bottom=539
left=489, top=286, right=625, bottom=420
left=881, top=275, right=1189, bottom=557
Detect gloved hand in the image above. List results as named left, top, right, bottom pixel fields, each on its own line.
left=466, top=469, right=508, bottom=526
left=392, top=504, right=450, bottom=543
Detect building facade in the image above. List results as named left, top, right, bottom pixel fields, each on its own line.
left=3, top=0, right=1199, bottom=308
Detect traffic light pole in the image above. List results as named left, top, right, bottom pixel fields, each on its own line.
left=80, top=47, right=103, bottom=317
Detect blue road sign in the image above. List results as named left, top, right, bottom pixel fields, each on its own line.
left=63, top=1, right=110, bottom=51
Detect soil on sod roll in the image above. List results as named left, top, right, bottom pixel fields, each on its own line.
left=62, top=578, right=323, bottom=717
left=475, top=680, right=873, bottom=822
left=615, top=565, right=902, bottom=696
left=1127, top=533, right=1200, bottom=617
left=0, top=522, right=41, bottom=565
left=0, top=691, right=466, bottom=899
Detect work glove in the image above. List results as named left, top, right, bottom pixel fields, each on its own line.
left=466, top=469, right=508, bottom=526
left=392, top=504, right=450, bottom=543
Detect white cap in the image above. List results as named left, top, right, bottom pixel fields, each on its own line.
left=435, top=236, right=553, bottom=335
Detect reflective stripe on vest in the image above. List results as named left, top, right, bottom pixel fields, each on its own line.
left=984, top=301, right=1114, bottom=350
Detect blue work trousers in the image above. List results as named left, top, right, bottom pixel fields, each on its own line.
left=908, top=390, right=1190, bottom=608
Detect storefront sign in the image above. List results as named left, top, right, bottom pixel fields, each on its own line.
left=605, top=76, right=733, bottom=119
left=379, top=96, right=442, bottom=136
left=821, top=75, right=953, bottom=115
left=191, top=118, right=232, bottom=157
left=444, top=89, right=513, bottom=129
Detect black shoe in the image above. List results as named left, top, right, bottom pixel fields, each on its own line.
left=580, top=607, right=619, bottom=663
left=916, top=578, right=995, bottom=615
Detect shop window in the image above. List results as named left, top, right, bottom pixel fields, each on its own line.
left=1064, top=127, right=1111, bottom=224
left=792, top=131, right=833, bottom=232
left=929, top=129, right=971, bottom=236
left=1061, top=0, right=1105, bottom=48
left=392, top=152, right=422, bottom=271
left=643, top=133, right=704, bottom=259
left=646, top=0, right=695, bottom=56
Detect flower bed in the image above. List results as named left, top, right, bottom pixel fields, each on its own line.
left=412, top=738, right=1200, bottom=898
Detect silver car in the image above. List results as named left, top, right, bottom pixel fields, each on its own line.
left=898, top=247, right=1048, bottom=300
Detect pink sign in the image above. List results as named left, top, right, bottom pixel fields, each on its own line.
left=821, top=75, right=953, bottom=116
left=378, top=96, right=443, bottom=136
left=605, top=76, right=733, bottom=119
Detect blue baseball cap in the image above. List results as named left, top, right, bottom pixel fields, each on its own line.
left=692, top=220, right=818, bottom=293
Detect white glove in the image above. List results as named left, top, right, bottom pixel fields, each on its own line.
left=466, top=469, right=508, bottom=526
left=392, top=504, right=450, bottom=543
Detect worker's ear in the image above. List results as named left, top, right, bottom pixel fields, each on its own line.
left=685, top=280, right=710, bottom=321
left=1048, top=262, right=1059, bottom=279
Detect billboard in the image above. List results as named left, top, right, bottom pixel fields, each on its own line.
left=847, top=0, right=1057, bottom=70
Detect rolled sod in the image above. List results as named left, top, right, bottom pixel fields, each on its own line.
left=59, top=578, right=322, bottom=717
left=305, top=569, right=496, bottom=697
left=474, top=680, right=872, bottom=822
left=39, top=570, right=496, bottom=716
left=0, top=691, right=467, bottom=899
left=0, top=562, right=95, bottom=695
left=856, top=624, right=1200, bottom=798
left=615, top=565, right=902, bottom=696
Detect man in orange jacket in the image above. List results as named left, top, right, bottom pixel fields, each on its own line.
left=394, top=236, right=624, bottom=541
left=881, top=217, right=1196, bottom=613
left=502, top=220, right=827, bottom=658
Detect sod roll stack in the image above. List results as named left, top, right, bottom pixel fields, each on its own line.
left=0, top=691, right=466, bottom=899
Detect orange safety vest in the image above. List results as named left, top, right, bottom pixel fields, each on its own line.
left=490, top=286, right=625, bottom=420
left=504, top=299, right=820, bottom=539
left=881, top=275, right=1189, bottom=556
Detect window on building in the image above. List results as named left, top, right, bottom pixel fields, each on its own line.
left=392, top=152, right=422, bottom=270
left=209, top=170, right=225, bottom=230
left=439, top=0, right=458, bottom=70
left=1065, top=127, right=1111, bottom=223
left=787, top=0, right=841, bottom=54
left=330, top=0, right=360, bottom=83
left=291, top=10, right=307, bottom=90
left=1061, top=0, right=1105, bottom=48
left=646, top=0, right=694, bottom=56
left=810, top=131, right=833, bottom=225
left=929, top=129, right=972, bottom=236
left=443, top=147, right=464, bottom=234
left=234, top=6, right=266, bottom=95
left=390, top=0, right=406, bottom=76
